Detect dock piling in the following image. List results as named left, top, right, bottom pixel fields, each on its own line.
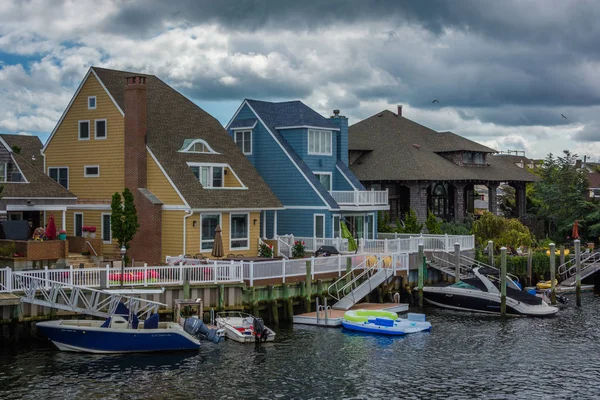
left=418, top=243, right=424, bottom=308
left=283, top=283, right=293, bottom=322
left=560, top=245, right=565, bottom=267
left=575, top=239, right=582, bottom=307
left=305, top=260, right=312, bottom=312
left=454, top=242, right=461, bottom=283
left=268, top=284, right=279, bottom=326
left=549, top=243, right=556, bottom=305
left=488, top=240, right=494, bottom=267
left=527, top=248, right=533, bottom=286
left=218, top=284, right=225, bottom=311
left=500, top=247, right=507, bottom=317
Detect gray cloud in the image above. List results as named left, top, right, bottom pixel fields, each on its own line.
left=573, top=123, right=600, bottom=142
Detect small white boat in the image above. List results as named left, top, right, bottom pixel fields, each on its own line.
left=342, top=310, right=432, bottom=336
left=215, top=311, right=275, bottom=344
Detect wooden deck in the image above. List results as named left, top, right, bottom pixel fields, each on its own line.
left=293, top=302, right=409, bottom=327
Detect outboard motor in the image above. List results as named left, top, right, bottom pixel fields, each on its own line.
left=253, top=317, right=269, bottom=344
left=183, top=317, right=223, bottom=344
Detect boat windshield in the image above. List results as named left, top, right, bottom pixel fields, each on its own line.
left=450, top=281, right=477, bottom=290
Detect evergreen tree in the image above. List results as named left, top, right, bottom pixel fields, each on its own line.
left=111, top=188, right=139, bottom=249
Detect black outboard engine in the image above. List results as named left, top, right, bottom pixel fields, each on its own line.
left=183, top=317, right=223, bottom=344
left=253, top=317, right=269, bottom=344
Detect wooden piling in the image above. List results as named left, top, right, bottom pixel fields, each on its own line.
left=218, top=284, right=225, bottom=311
left=527, top=248, right=533, bottom=286
left=418, top=243, right=424, bottom=308
left=575, top=240, right=582, bottom=307
left=305, top=260, right=312, bottom=312
left=268, top=284, right=279, bottom=326
left=488, top=240, right=494, bottom=267
left=183, top=269, right=190, bottom=300
left=500, top=247, right=507, bottom=317
left=454, top=242, right=461, bottom=283
left=283, top=283, right=293, bottom=322
left=251, top=287, right=259, bottom=316
left=559, top=245, right=565, bottom=267
left=549, top=243, right=556, bottom=305
left=345, top=257, right=352, bottom=283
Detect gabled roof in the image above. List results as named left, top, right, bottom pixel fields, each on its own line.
left=349, top=110, right=538, bottom=183
left=245, top=99, right=339, bottom=131
left=91, top=67, right=282, bottom=210
left=0, top=134, right=43, bottom=170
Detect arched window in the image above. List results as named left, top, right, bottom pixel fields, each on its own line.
left=179, top=139, right=219, bottom=154
left=431, top=183, right=448, bottom=219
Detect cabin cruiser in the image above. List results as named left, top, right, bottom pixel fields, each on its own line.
left=422, top=267, right=559, bottom=317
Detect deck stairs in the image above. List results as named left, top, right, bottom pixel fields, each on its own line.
left=67, top=253, right=98, bottom=269
left=328, top=256, right=394, bottom=311
left=558, top=252, right=600, bottom=286
left=12, top=271, right=165, bottom=319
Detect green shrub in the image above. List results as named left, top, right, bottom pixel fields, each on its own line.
left=472, top=212, right=534, bottom=250
left=425, top=211, right=442, bottom=234
left=397, top=208, right=423, bottom=234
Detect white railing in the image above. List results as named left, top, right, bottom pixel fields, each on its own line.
left=290, top=236, right=350, bottom=253
left=329, top=190, right=388, bottom=206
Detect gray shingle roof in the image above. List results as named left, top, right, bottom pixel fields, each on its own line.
left=92, top=67, right=282, bottom=210
left=246, top=99, right=338, bottom=130
left=349, top=110, right=538, bottom=183
left=1, top=134, right=43, bottom=170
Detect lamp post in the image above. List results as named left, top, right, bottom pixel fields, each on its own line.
left=120, top=245, right=126, bottom=287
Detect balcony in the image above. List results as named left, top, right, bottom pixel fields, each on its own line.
left=329, top=190, right=389, bottom=210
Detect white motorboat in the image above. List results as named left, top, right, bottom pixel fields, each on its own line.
left=215, top=312, right=275, bottom=344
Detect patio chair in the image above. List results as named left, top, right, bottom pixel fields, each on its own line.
left=236, top=254, right=244, bottom=258
left=227, top=253, right=235, bottom=258
left=194, top=253, right=202, bottom=259
left=184, top=254, right=193, bottom=259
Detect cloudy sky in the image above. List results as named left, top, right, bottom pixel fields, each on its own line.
left=1, top=0, right=600, bottom=159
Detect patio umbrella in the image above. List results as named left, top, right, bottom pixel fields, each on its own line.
left=341, top=221, right=358, bottom=252
left=572, top=220, right=579, bottom=240
left=45, top=213, right=57, bottom=240
left=211, top=225, right=224, bottom=258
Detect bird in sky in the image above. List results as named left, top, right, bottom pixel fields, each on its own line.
left=561, top=114, right=568, bottom=119
left=432, top=99, right=439, bottom=103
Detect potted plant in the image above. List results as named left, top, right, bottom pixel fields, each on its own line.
left=58, top=229, right=67, bottom=241
left=259, top=242, right=274, bottom=258
left=88, top=226, right=97, bottom=239
left=82, top=226, right=89, bottom=238
left=292, top=240, right=306, bottom=258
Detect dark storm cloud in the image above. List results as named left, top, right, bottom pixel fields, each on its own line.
left=573, top=123, right=600, bottom=142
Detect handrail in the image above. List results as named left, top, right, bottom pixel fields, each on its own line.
left=557, top=251, right=600, bottom=279
left=327, top=256, right=381, bottom=301
left=84, top=241, right=98, bottom=257
left=459, top=254, right=520, bottom=284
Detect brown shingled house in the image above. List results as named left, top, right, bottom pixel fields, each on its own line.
left=41, top=67, right=282, bottom=264
left=348, top=107, right=538, bottom=223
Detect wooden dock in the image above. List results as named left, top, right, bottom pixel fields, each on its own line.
left=293, top=302, right=409, bottom=327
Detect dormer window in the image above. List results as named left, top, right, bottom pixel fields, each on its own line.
left=463, top=152, right=485, bottom=165
left=190, top=164, right=223, bottom=188
left=308, top=129, right=332, bottom=155
left=179, top=139, right=219, bottom=154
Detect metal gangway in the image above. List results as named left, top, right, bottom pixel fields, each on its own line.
left=12, top=271, right=166, bottom=319
left=557, top=251, right=600, bottom=286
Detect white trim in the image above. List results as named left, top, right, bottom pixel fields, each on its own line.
left=275, top=125, right=340, bottom=131
left=0, top=136, right=13, bottom=153
left=147, top=146, right=190, bottom=207
left=183, top=210, right=194, bottom=255
left=229, top=212, right=250, bottom=251
left=336, top=164, right=359, bottom=190
left=273, top=210, right=277, bottom=237
left=234, top=130, right=252, bottom=155
left=2, top=196, right=77, bottom=200
left=314, top=171, right=332, bottom=191
left=6, top=205, right=67, bottom=212
left=94, top=118, right=107, bottom=140
left=332, top=215, right=341, bottom=238
left=162, top=205, right=192, bottom=211
left=284, top=205, right=333, bottom=210
left=74, top=212, right=83, bottom=237
left=78, top=120, right=90, bottom=141
left=226, top=100, right=332, bottom=209
left=88, top=96, right=97, bottom=110
left=186, top=162, right=247, bottom=189
left=9, top=154, right=29, bottom=183
left=314, top=213, right=326, bottom=239
left=200, top=212, right=222, bottom=253
left=231, top=120, right=258, bottom=130
left=179, top=139, right=220, bottom=154
left=338, top=205, right=390, bottom=212
left=84, top=165, right=100, bottom=178
left=67, top=204, right=111, bottom=210
left=90, top=68, right=124, bottom=116
left=307, top=129, right=332, bottom=156
left=190, top=207, right=284, bottom=212
left=0, top=161, right=6, bottom=183
left=101, top=212, right=112, bottom=244
left=48, top=166, right=69, bottom=189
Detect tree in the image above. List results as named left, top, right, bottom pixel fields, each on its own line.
left=397, top=208, right=423, bottom=234
left=425, top=210, right=442, bottom=234
left=111, top=188, right=139, bottom=250
left=497, top=184, right=516, bottom=218
left=472, top=212, right=534, bottom=251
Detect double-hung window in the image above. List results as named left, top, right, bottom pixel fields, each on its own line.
left=314, top=214, right=325, bottom=238
left=314, top=173, right=332, bottom=191
left=88, top=96, right=96, bottom=110
left=49, top=167, right=68, bottom=188
left=201, top=214, right=221, bottom=251
left=84, top=165, right=100, bottom=177
left=234, top=131, right=252, bottom=154
left=333, top=216, right=341, bottom=238
left=308, top=130, right=332, bottom=155
left=0, top=163, right=6, bottom=183
left=102, top=213, right=111, bottom=243
left=95, top=119, right=107, bottom=139
left=191, top=165, right=223, bottom=188
left=79, top=120, right=90, bottom=140
left=230, top=213, right=249, bottom=249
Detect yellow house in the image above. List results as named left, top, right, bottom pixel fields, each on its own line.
left=42, top=67, right=282, bottom=264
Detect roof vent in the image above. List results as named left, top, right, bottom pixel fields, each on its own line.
left=413, top=144, right=421, bottom=149
left=378, top=113, right=383, bottom=117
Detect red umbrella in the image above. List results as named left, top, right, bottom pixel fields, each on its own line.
left=572, top=220, right=579, bottom=240
left=45, top=213, right=57, bottom=240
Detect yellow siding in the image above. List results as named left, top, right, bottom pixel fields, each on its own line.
left=162, top=210, right=185, bottom=260
left=147, top=152, right=185, bottom=205
left=44, top=73, right=124, bottom=200
left=224, top=167, right=243, bottom=188
left=64, top=209, right=115, bottom=255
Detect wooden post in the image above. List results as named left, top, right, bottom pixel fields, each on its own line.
left=305, top=259, right=312, bottom=312
left=559, top=245, right=565, bottom=267
left=488, top=240, right=494, bottom=267
left=345, top=257, right=352, bottom=283
left=549, top=243, right=556, bottom=305
left=500, top=247, right=507, bottom=317
left=283, top=283, right=293, bottom=322
left=527, top=248, right=533, bottom=286
left=454, top=242, right=461, bottom=283
left=575, top=239, right=581, bottom=307
left=268, top=284, right=279, bottom=326
left=218, top=284, right=225, bottom=311
left=183, top=267, right=190, bottom=300
left=418, top=243, right=424, bottom=308
left=251, top=287, right=258, bottom=317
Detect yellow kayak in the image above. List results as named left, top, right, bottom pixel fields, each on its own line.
left=536, top=279, right=558, bottom=290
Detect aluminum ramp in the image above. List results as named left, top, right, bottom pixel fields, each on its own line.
left=12, top=272, right=165, bottom=319
left=560, top=264, right=600, bottom=286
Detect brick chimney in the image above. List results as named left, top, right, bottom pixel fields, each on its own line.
left=397, top=105, right=402, bottom=117
left=124, top=76, right=147, bottom=191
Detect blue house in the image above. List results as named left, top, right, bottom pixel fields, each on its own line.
left=226, top=100, right=389, bottom=241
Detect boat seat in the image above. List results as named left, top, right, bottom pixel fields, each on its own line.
left=144, top=313, right=159, bottom=329
left=100, top=317, right=111, bottom=328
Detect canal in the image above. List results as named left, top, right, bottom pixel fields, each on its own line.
left=1, top=294, right=599, bottom=399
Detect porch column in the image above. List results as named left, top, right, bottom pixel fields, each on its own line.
left=408, top=182, right=428, bottom=224
left=262, top=211, right=267, bottom=239
left=273, top=210, right=278, bottom=237
left=454, top=183, right=466, bottom=222
left=487, top=182, right=499, bottom=215
left=62, top=209, right=66, bottom=231
left=514, top=182, right=526, bottom=218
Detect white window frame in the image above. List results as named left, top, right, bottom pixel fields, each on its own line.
left=229, top=212, right=250, bottom=251
left=88, top=96, right=96, bottom=110
left=234, top=130, right=252, bottom=155
left=200, top=213, right=222, bottom=252
left=308, top=129, right=332, bottom=156
left=78, top=120, right=90, bottom=140
left=74, top=212, right=84, bottom=237
left=314, top=171, right=332, bottom=191
left=0, top=162, right=7, bottom=183
left=180, top=139, right=219, bottom=154
left=95, top=119, right=107, bottom=140
left=84, top=165, right=100, bottom=178
left=314, top=214, right=326, bottom=239
left=186, top=162, right=247, bottom=190
left=101, top=213, right=112, bottom=244
left=332, top=215, right=341, bottom=238
left=48, top=166, right=69, bottom=189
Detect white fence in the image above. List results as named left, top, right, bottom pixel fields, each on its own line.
left=0, top=252, right=410, bottom=293
left=329, top=190, right=388, bottom=206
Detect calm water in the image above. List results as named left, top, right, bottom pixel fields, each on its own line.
left=1, top=294, right=600, bottom=400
